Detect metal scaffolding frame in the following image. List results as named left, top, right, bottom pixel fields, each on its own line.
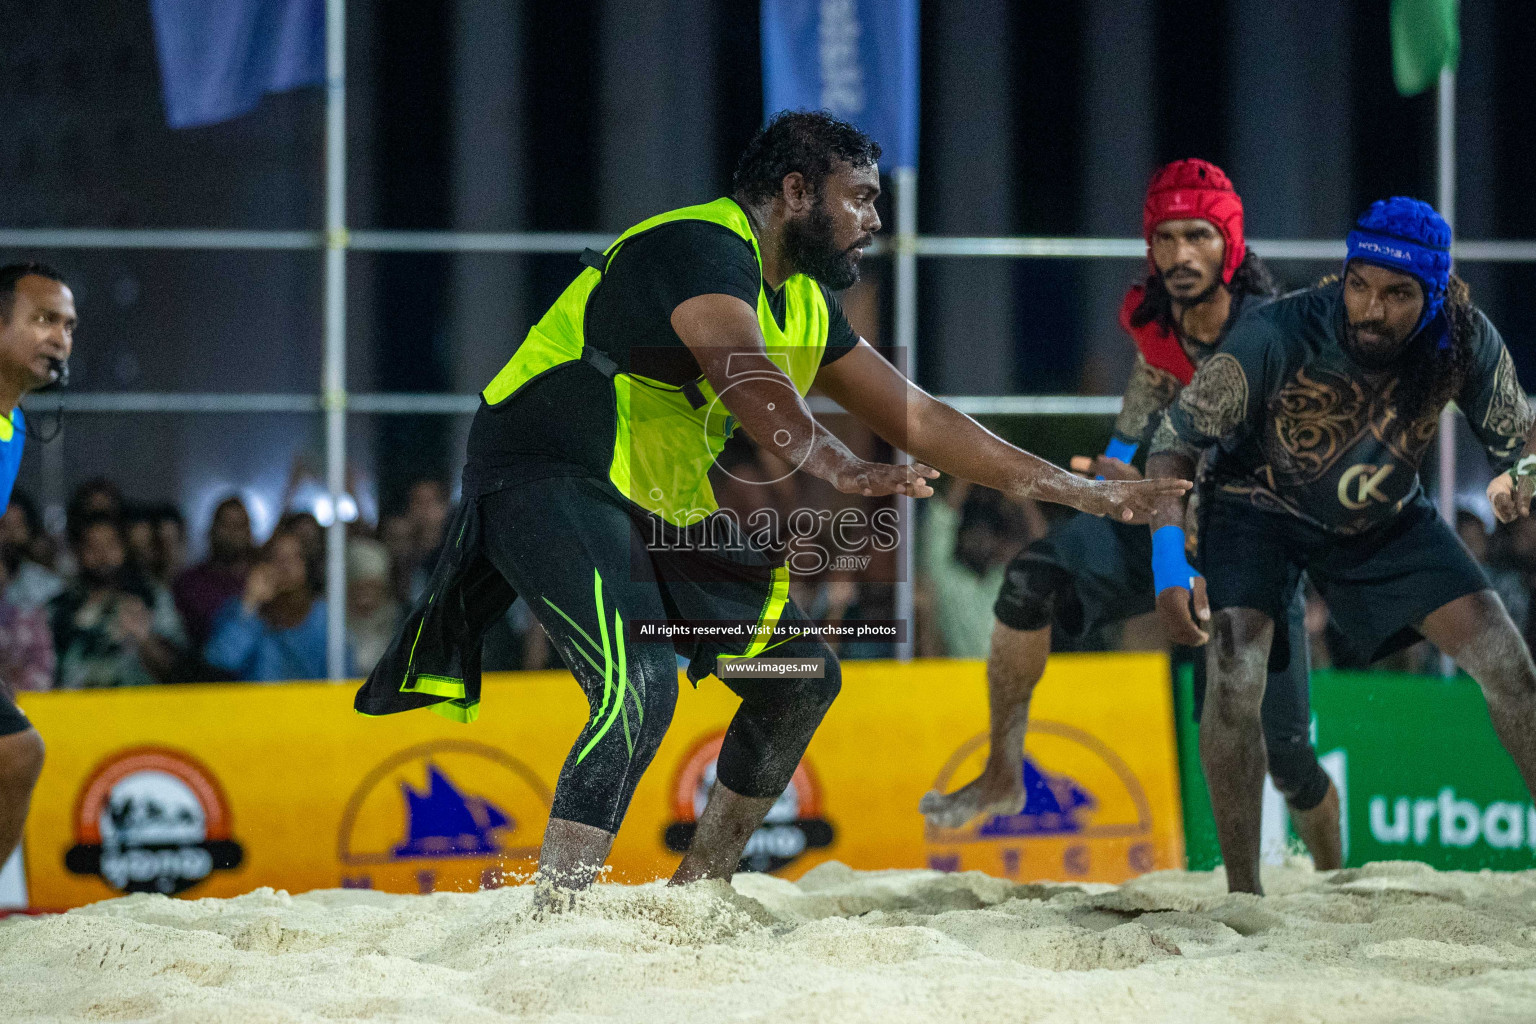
left=8, top=227, right=1536, bottom=262
left=0, top=7, right=1511, bottom=678
left=7, top=224, right=1520, bottom=679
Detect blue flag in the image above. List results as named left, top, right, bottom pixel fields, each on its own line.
left=150, top=0, right=325, bottom=128
left=761, top=0, right=919, bottom=169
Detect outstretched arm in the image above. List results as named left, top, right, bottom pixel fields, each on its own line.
left=672, top=294, right=936, bottom=499
left=814, top=341, right=1190, bottom=523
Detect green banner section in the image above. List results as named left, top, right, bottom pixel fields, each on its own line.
left=1172, top=666, right=1221, bottom=871
left=1391, top=0, right=1460, bottom=97
left=1176, top=666, right=1536, bottom=871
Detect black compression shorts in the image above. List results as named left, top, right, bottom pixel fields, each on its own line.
left=1199, top=492, right=1489, bottom=666
left=474, top=476, right=841, bottom=834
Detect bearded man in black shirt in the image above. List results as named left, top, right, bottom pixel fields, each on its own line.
left=357, top=112, right=1190, bottom=905
left=1150, top=197, right=1536, bottom=893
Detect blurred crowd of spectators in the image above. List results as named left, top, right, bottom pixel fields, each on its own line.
left=0, top=473, right=515, bottom=697
left=0, top=452, right=1526, bottom=699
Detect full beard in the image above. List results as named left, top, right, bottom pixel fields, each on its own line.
left=782, top=202, right=864, bottom=291
left=1343, top=319, right=1408, bottom=371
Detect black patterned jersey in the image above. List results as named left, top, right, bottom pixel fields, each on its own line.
left=1109, top=291, right=1261, bottom=449
left=1153, top=280, right=1532, bottom=535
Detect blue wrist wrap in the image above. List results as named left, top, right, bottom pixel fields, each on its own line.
left=1104, top=437, right=1138, bottom=464
left=1152, top=525, right=1200, bottom=595
left=1095, top=438, right=1139, bottom=479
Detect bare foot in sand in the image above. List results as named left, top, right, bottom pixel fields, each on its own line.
left=532, top=878, right=579, bottom=917
left=919, top=767, right=1025, bottom=829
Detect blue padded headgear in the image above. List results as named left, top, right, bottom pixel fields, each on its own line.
left=1344, top=197, right=1452, bottom=346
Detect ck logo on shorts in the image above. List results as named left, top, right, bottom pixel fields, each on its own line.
left=1337, top=463, right=1395, bottom=510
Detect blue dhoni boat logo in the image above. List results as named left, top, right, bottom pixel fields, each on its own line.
left=391, top=763, right=512, bottom=859
left=975, top=757, right=1097, bottom=837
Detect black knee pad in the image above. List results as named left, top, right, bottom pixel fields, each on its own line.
left=549, top=649, right=680, bottom=833
left=807, top=651, right=842, bottom=711
left=631, top=657, right=683, bottom=753
left=715, top=648, right=841, bottom=799
left=993, top=552, right=1071, bottom=632
left=763, top=647, right=842, bottom=728
left=1266, top=735, right=1331, bottom=811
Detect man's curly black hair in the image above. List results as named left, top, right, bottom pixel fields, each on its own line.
left=1392, top=273, right=1477, bottom=428
left=0, top=261, right=66, bottom=321
left=1129, top=250, right=1278, bottom=335
left=732, top=110, right=881, bottom=207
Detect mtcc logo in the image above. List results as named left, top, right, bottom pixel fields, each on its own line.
left=1338, top=463, right=1394, bottom=510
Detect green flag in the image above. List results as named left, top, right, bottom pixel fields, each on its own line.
left=1391, top=0, right=1460, bottom=96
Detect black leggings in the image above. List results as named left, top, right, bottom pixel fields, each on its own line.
left=479, top=481, right=840, bottom=834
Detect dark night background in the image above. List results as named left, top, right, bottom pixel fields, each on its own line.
left=1, top=1, right=1531, bottom=542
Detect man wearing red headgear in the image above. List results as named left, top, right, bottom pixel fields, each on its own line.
left=1124, top=159, right=1250, bottom=392
left=921, top=160, right=1342, bottom=875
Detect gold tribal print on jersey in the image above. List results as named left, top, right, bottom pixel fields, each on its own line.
left=1113, top=354, right=1183, bottom=443
left=1152, top=281, right=1535, bottom=536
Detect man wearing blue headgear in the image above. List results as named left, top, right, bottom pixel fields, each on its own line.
left=1144, top=197, right=1536, bottom=894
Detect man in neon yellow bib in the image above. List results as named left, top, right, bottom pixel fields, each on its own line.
left=356, top=112, right=1188, bottom=900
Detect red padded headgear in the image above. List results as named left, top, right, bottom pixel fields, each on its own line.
left=1142, top=159, right=1246, bottom=284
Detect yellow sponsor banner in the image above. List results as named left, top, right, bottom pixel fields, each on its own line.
left=19, top=653, right=1182, bottom=909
